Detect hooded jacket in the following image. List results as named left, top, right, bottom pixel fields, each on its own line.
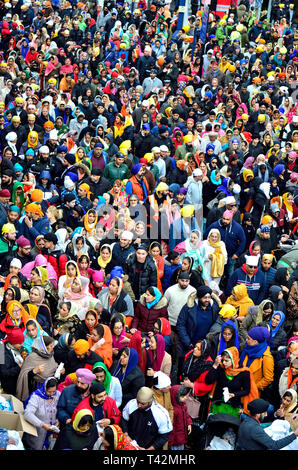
left=226, top=264, right=265, bottom=305
left=168, top=385, right=193, bottom=447
left=132, top=289, right=168, bottom=332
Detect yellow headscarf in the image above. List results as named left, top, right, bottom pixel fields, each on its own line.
left=34, top=267, right=48, bottom=285
left=72, top=409, right=93, bottom=432
left=218, top=304, right=237, bottom=319
left=208, top=229, right=225, bottom=278
left=84, top=209, right=98, bottom=234
left=28, top=131, right=39, bottom=148
left=226, top=284, right=254, bottom=318
left=79, top=183, right=92, bottom=200
left=97, top=244, right=112, bottom=269
left=282, top=192, right=293, bottom=214
left=243, top=169, right=254, bottom=182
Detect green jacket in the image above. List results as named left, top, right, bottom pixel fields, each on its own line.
left=0, top=236, right=17, bottom=255
left=102, top=162, right=130, bottom=186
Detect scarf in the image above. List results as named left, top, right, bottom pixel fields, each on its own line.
left=182, top=348, right=213, bottom=383
left=108, top=424, right=137, bottom=450
left=147, top=334, right=166, bottom=371
left=219, top=346, right=259, bottom=412
left=84, top=209, right=98, bottom=234
left=239, top=341, right=268, bottom=368
left=113, top=347, right=139, bottom=383
left=287, top=361, right=298, bottom=389
left=97, top=244, right=112, bottom=269
left=128, top=331, right=148, bottom=373
left=72, top=409, right=94, bottom=433
left=92, top=362, right=112, bottom=394
left=282, top=192, right=293, bottom=214
left=218, top=320, right=239, bottom=355
left=269, top=311, right=285, bottom=339
left=145, top=286, right=162, bottom=309
left=208, top=229, right=225, bottom=277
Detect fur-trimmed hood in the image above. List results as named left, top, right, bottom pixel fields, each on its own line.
left=139, top=293, right=168, bottom=310
left=187, top=291, right=222, bottom=309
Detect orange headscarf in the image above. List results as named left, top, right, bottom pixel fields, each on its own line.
left=6, top=300, right=31, bottom=327
left=221, top=346, right=259, bottom=412
left=4, top=273, right=21, bottom=291
left=287, top=359, right=298, bottom=389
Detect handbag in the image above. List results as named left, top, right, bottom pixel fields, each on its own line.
left=185, top=392, right=201, bottom=419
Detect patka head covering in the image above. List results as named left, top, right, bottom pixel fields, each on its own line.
left=73, top=339, right=90, bottom=354
left=137, top=386, right=154, bottom=402
left=131, top=163, right=142, bottom=175
left=262, top=253, right=274, bottom=262
left=180, top=205, right=194, bottom=217
left=26, top=203, right=44, bottom=217
left=245, top=255, right=259, bottom=267
left=223, top=209, right=234, bottom=219
left=219, top=304, right=238, bottom=318
left=120, top=230, right=133, bottom=241
left=261, top=215, right=273, bottom=225
left=153, top=371, right=171, bottom=389
left=2, top=223, right=16, bottom=234
left=17, top=235, right=31, bottom=247
left=90, top=382, right=105, bottom=395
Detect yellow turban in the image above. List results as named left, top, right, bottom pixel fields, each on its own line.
left=180, top=205, right=194, bottom=217
left=156, top=182, right=169, bottom=194
left=261, top=215, right=273, bottom=225
left=219, top=304, right=237, bottom=319
left=262, top=253, right=274, bottom=262
left=184, top=135, right=193, bottom=144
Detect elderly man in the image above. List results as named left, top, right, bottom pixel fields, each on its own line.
left=121, top=386, right=173, bottom=450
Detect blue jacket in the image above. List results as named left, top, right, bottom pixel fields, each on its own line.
left=18, top=215, right=51, bottom=246
left=176, top=293, right=219, bottom=356
left=261, top=266, right=277, bottom=298
left=57, top=384, right=85, bottom=425
left=161, top=262, right=181, bottom=292
left=226, top=265, right=266, bottom=305
left=204, top=219, right=246, bottom=257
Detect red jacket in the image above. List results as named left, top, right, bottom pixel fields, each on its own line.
left=168, top=385, right=192, bottom=447
left=72, top=395, right=121, bottom=425
left=183, top=350, right=214, bottom=397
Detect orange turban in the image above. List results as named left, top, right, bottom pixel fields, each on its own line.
left=30, top=189, right=43, bottom=202
left=73, top=339, right=90, bottom=354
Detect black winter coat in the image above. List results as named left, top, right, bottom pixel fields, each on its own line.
left=124, top=252, right=157, bottom=300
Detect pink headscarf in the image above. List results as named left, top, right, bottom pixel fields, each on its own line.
left=21, top=254, right=58, bottom=288
left=223, top=210, right=234, bottom=219
left=243, top=157, right=255, bottom=170
left=147, top=334, right=166, bottom=371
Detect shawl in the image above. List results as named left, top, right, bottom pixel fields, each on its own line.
left=11, top=181, right=25, bottom=212
left=84, top=209, right=98, bottom=234
left=16, top=338, right=58, bottom=401
left=24, top=376, right=58, bottom=408
left=23, top=318, right=48, bottom=354
left=72, top=409, right=94, bottom=433
left=182, top=344, right=214, bottom=383
left=147, top=334, right=166, bottom=372
left=218, top=320, right=240, bottom=355
left=108, top=424, right=137, bottom=450
left=88, top=324, right=113, bottom=369
left=219, top=346, right=259, bottom=412
left=207, top=229, right=225, bottom=278
left=112, top=347, right=139, bottom=384
left=55, top=228, right=69, bottom=251
left=282, top=192, right=294, bottom=215
left=283, top=389, right=298, bottom=426
left=6, top=300, right=31, bottom=328
left=97, top=244, right=112, bottom=269
left=239, top=340, right=269, bottom=368
left=226, top=284, right=254, bottom=318
left=92, top=362, right=113, bottom=394
left=128, top=330, right=148, bottom=373
left=72, top=233, right=89, bottom=257
left=64, top=276, right=90, bottom=301
left=145, top=286, right=162, bottom=309
left=21, top=255, right=57, bottom=287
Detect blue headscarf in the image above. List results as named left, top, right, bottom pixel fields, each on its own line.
left=146, top=286, right=162, bottom=309
left=210, top=169, right=222, bottom=186
left=269, top=311, right=285, bottom=339
left=218, top=320, right=239, bottom=355
left=216, top=177, right=233, bottom=196
left=24, top=377, right=58, bottom=408
left=112, top=347, right=139, bottom=383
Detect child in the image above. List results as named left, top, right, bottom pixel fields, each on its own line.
left=168, top=384, right=192, bottom=450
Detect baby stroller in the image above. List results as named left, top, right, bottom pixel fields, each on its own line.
left=203, top=411, right=241, bottom=450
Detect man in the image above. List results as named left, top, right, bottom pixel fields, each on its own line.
left=204, top=210, right=246, bottom=276
left=260, top=254, right=277, bottom=298
left=57, top=368, right=96, bottom=426
left=84, top=168, right=111, bottom=197
left=226, top=255, right=266, bottom=305
left=237, top=398, right=298, bottom=450
left=14, top=235, right=33, bottom=267
left=72, top=382, right=121, bottom=427
left=43, top=232, right=69, bottom=278
left=124, top=244, right=157, bottom=301
left=102, top=152, right=130, bottom=186
left=176, top=285, right=220, bottom=364
left=111, top=230, right=135, bottom=265
left=90, top=143, right=107, bottom=172
left=77, top=183, right=93, bottom=212
left=125, top=164, right=149, bottom=203
left=0, top=223, right=17, bottom=260
left=206, top=195, right=241, bottom=227
left=18, top=202, right=50, bottom=246
left=0, top=189, right=10, bottom=226
left=142, top=69, right=163, bottom=96
left=185, top=168, right=203, bottom=206
left=121, top=386, right=173, bottom=450
left=162, top=250, right=182, bottom=293
left=64, top=339, right=104, bottom=376
left=134, top=123, right=159, bottom=159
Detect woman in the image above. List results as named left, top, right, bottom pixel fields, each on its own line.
left=282, top=192, right=298, bottom=230
left=63, top=277, right=93, bottom=320
left=131, top=286, right=168, bottom=334
left=271, top=267, right=291, bottom=302
left=206, top=346, right=259, bottom=416
left=23, top=286, right=52, bottom=335
left=210, top=320, right=240, bottom=359
left=0, top=285, right=21, bottom=319
left=225, top=284, right=254, bottom=324
left=170, top=256, right=204, bottom=291
left=53, top=301, right=80, bottom=339
left=274, top=389, right=298, bottom=431
left=22, top=318, right=48, bottom=356
left=16, top=336, right=58, bottom=402
left=0, top=300, right=31, bottom=339
left=28, top=266, right=58, bottom=314
left=58, top=260, right=80, bottom=299
left=149, top=242, right=164, bottom=294
left=268, top=311, right=287, bottom=358
left=174, top=230, right=207, bottom=279
left=0, top=328, right=24, bottom=395
left=74, top=308, right=99, bottom=342
left=239, top=301, right=274, bottom=350
left=110, top=346, right=145, bottom=410
left=22, top=254, right=58, bottom=290
left=97, top=276, right=134, bottom=325
left=23, top=377, right=61, bottom=450
left=279, top=357, right=298, bottom=398
left=101, top=424, right=137, bottom=450
left=147, top=334, right=172, bottom=384
left=54, top=409, right=99, bottom=450
left=239, top=326, right=274, bottom=397
left=83, top=209, right=98, bottom=240
left=110, top=315, right=129, bottom=358
left=201, top=229, right=227, bottom=289
left=53, top=333, right=76, bottom=365
left=179, top=339, right=214, bottom=448
left=128, top=330, right=152, bottom=375
left=97, top=244, right=113, bottom=278
left=88, top=323, right=113, bottom=369
left=92, top=362, right=122, bottom=408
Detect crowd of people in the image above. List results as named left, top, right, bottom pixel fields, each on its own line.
left=0, top=0, right=297, bottom=452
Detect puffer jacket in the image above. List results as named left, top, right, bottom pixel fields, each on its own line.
left=168, top=385, right=193, bottom=447
left=132, top=294, right=168, bottom=332
left=124, top=252, right=157, bottom=300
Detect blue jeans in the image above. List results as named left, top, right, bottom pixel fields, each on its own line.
left=226, top=257, right=237, bottom=277
left=169, top=445, right=184, bottom=450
